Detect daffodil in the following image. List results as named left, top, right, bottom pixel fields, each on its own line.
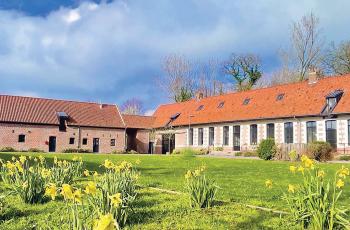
left=84, top=181, right=97, bottom=195
left=265, top=179, right=273, bottom=189
left=45, top=183, right=57, bottom=200
left=72, top=156, right=79, bottom=161
left=289, top=165, right=297, bottom=173
left=185, top=170, right=192, bottom=180
left=135, top=159, right=141, bottom=165
left=93, top=213, right=117, bottom=230
left=19, top=155, right=26, bottom=164
left=193, top=169, right=201, bottom=177
left=103, top=159, right=114, bottom=169
left=317, top=170, right=325, bottom=178
left=338, top=166, right=349, bottom=178
left=61, top=184, right=74, bottom=200
left=73, top=189, right=83, bottom=204
left=336, top=179, right=345, bottom=189
left=93, top=171, right=99, bottom=177
left=29, top=167, right=34, bottom=173
left=38, top=155, right=45, bottom=164
left=5, top=161, right=15, bottom=170
left=54, top=156, right=58, bottom=165
left=41, top=168, right=52, bottom=178
left=11, top=156, right=16, bottom=161
left=109, top=193, right=122, bottom=208
left=288, top=184, right=295, bottom=193
left=83, top=170, right=90, bottom=177
left=297, top=166, right=305, bottom=174
left=63, top=160, right=68, bottom=167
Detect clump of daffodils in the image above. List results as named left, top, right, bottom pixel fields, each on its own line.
left=184, top=165, right=217, bottom=209
left=266, top=155, right=350, bottom=229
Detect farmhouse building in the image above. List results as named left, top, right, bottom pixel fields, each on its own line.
left=1, top=72, right=350, bottom=154
left=151, top=73, right=350, bottom=154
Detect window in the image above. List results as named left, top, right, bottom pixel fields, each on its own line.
left=284, top=122, right=294, bottom=144
left=18, top=134, right=25, bottom=143
left=69, top=137, right=75, bottom=145
left=348, top=120, right=350, bottom=146
left=198, top=128, right=204, bottom=145
left=189, top=128, right=193, bottom=146
left=209, top=127, right=214, bottom=146
left=276, top=93, right=285, bottom=101
left=233, top=125, right=240, bottom=151
left=306, top=121, right=317, bottom=143
left=266, top=123, right=275, bottom=139
left=218, top=101, right=225, bottom=108
left=82, top=138, right=88, bottom=145
left=110, top=139, right=116, bottom=146
left=243, top=98, right=250, bottom=105
left=250, top=124, right=257, bottom=145
left=223, top=126, right=229, bottom=146
left=326, top=120, right=337, bottom=148
left=197, top=105, right=204, bottom=111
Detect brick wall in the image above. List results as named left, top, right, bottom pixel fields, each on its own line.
left=135, top=130, right=150, bottom=153
left=0, top=123, right=125, bottom=153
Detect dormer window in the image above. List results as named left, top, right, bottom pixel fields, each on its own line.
left=165, top=112, right=181, bottom=127
left=57, top=112, right=69, bottom=132
left=217, top=101, right=225, bottom=108
left=276, top=93, right=285, bottom=101
left=243, top=98, right=250, bottom=105
left=197, top=105, right=204, bottom=111
left=322, top=90, right=344, bottom=114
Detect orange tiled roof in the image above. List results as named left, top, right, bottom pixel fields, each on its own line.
left=123, top=114, right=155, bottom=129
left=152, top=74, right=350, bottom=128
left=0, top=95, right=125, bottom=128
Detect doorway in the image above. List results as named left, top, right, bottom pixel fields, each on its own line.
left=233, top=125, right=241, bottom=151
left=162, top=134, right=175, bottom=154
left=93, top=138, right=100, bottom=153
left=49, top=136, right=56, bottom=152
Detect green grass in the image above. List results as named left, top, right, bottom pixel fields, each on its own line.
left=0, top=152, right=349, bottom=229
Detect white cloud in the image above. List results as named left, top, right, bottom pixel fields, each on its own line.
left=0, top=0, right=349, bottom=108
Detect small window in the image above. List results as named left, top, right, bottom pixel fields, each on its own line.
left=266, top=123, right=275, bottom=139
left=209, top=127, right=215, bottom=146
left=217, top=101, right=225, bottom=108
left=69, top=137, right=75, bottom=145
left=197, top=105, right=204, bottom=111
left=18, top=134, right=25, bottom=143
left=223, top=126, right=229, bottom=146
left=198, top=128, right=204, bottom=145
left=188, top=128, right=193, bottom=146
left=82, top=138, right=88, bottom=145
left=306, top=121, right=317, bottom=143
left=250, top=124, right=257, bottom=145
left=284, top=122, right=294, bottom=144
left=110, top=139, right=116, bottom=146
left=276, top=93, right=285, bottom=101
left=243, top=98, right=250, bottom=105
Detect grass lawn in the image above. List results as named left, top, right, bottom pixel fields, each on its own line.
left=0, top=152, right=349, bottom=229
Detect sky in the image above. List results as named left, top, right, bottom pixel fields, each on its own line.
left=0, top=0, right=349, bottom=114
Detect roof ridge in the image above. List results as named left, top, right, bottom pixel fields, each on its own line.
left=0, top=94, right=116, bottom=107
left=122, top=114, right=155, bottom=118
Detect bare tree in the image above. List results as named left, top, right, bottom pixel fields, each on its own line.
left=289, top=12, right=324, bottom=80
left=157, top=54, right=195, bottom=102
left=224, top=53, right=262, bottom=91
left=323, top=41, right=350, bottom=75
left=120, top=98, right=144, bottom=115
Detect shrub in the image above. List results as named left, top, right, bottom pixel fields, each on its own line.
left=339, top=155, right=350, bottom=161
left=214, top=147, right=224, bottom=152
left=128, top=150, right=138, bottom=154
left=111, top=150, right=125, bottom=154
left=0, top=147, right=17, bottom=152
left=288, top=150, right=298, bottom=161
left=28, top=148, right=45, bottom=153
left=185, top=166, right=218, bottom=208
left=62, top=148, right=91, bottom=153
left=257, top=138, right=276, bottom=160
left=197, top=148, right=210, bottom=155
left=171, top=149, right=181, bottom=155
left=279, top=155, right=349, bottom=229
left=306, top=141, right=333, bottom=162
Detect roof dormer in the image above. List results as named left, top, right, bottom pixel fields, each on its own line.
left=321, top=90, right=344, bottom=115
left=57, top=111, right=69, bottom=132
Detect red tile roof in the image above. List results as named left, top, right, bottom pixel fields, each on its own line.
left=0, top=95, right=125, bottom=128
left=122, top=114, right=155, bottom=129
left=152, top=74, right=350, bottom=128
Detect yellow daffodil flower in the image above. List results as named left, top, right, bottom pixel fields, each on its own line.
left=83, top=170, right=90, bottom=177
left=297, top=166, right=305, bottom=174
left=19, top=155, right=26, bottom=164
left=289, top=165, right=297, bottom=173
left=54, top=156, right=58, bottom=165
left=288, top=184, right=295, bottom=193
left=265, top=179, right=273, bottom=189
left=72, top=156, right=78, bottom=161
left=103, top=159, right=114, bottom=169
left=93, top=171, right=99, bottom=177
left=73, top=189, right=83, bottom=204
left=93, top=213, right=117, bottom=230
left=336, top=179, right=345, bottom=189
left=109, top=193, right=122, bottom=208
left=61, top=184, right=74, bottom=200
left=45, top=184, right=57, bottom=200
left=135, top=159, right=141, bottom=165
left=84, top=181, right=97, bottom=195
left=317, top=170, right=325, bottom=178
left=338, top=166, right=349, bottom=178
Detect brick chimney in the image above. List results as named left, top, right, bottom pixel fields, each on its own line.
left=195, top=91, right=204, bottom=101
left=308, top=67, right=320, bottom=84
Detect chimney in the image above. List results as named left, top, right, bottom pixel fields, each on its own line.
left=195, top=91, right=204, bottom=101
left=100, top=104, right=108, bottom=109
left=308, top=67, right=320, bottom=84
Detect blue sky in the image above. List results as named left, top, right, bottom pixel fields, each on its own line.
left=0, top=0, right=349, bottom=114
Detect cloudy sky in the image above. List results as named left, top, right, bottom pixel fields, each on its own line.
left=0, top=0, right=349, bottom=114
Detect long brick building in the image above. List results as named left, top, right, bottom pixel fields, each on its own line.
left=1, top=72, right=350, bottom=154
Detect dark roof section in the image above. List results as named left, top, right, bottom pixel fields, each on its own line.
left=0, top=95, right=125, bottom=128
left=326, top=89, right=343, bottom=98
